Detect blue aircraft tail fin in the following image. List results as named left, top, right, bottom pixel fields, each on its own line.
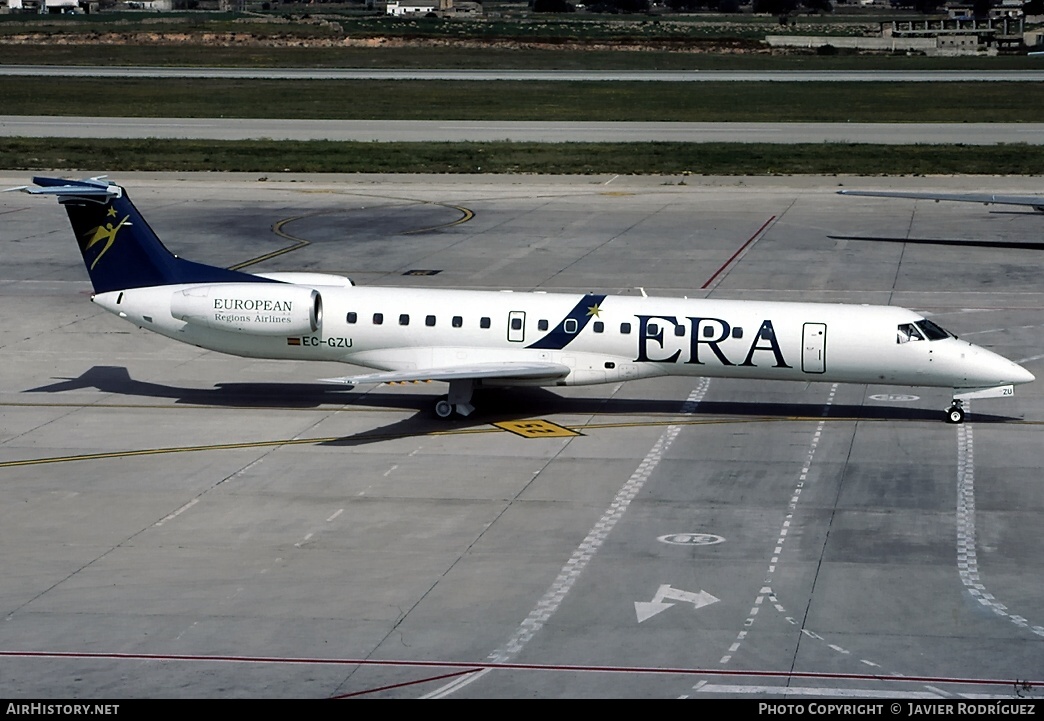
left=16, top=176, right=275, bottom=294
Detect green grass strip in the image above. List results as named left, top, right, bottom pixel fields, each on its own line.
left=3, top=78, right=1044, bottom=122
left=3, top=138, right=1042, bottom=175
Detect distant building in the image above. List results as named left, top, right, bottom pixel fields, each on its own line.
left=386, top=0, right=478, bottom=14
left=386, top=0, right=438, bottom=14
left=767, top=13, right=1035, bottom=56
left=945, top=2, right=974, bottom=18
left=444, top=0, right=481, bottom=14
left=946, top=0, right=1025, bottom=18
left=990, top=0, right=1026, bottom=18
left=1, top=0, right=100, bottom=11
left=43, top=0, right=79, bottom=10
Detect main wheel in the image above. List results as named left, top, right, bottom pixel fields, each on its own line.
left=946, top=405, right=965, bottom=424
left=434, top=398, right=454, bottom=419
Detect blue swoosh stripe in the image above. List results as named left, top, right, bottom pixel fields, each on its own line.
left=526, top=294, right=606, bottom=350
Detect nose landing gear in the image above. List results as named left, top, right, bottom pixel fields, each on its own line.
left=946, top=399, right=965, bottom=424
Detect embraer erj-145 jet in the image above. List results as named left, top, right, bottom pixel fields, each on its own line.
left=13, top=176, right=1034, bottom=424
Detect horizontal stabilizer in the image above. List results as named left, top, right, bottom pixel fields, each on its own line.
left=838, top=189, right=1044, bottom=210
left=5, top=176, right=118, bottom=198
left=322, top=362, right=571, bottom=386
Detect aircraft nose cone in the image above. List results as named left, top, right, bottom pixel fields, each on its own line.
left=988, top=350, right=1034, bottom=385
left=967, top=345, right=1035, bottom=386
left=1013, top=362, right=1035, bottom=385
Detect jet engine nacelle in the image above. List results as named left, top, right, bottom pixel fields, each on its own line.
left=171, top=284, right=322, bottom=336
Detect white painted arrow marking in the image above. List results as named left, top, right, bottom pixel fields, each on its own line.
left=635, top=584, right=719, bottom=623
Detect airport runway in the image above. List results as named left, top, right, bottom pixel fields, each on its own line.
left=1, top=173, right=1042, bottom=699
left=4, top=117, right=1043, bottom=144
left=2, top=66, right=1044, bottom=82
left=6, top=66, right=1044, bottom=81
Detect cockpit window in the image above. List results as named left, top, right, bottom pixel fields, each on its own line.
left=897, top=323, right=925, bottom=344
left=915, top=319, right=954, bottom=341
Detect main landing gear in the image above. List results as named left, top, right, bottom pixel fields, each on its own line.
left=433, top=379, right=475, bottom=419
left=434, top=398, right=455, bottom=419
left=946, top=399, right=965, bottom=424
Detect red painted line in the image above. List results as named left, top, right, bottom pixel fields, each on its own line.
left=1, top=650, right=1036, bottom=690
left=701, top=216, right=775, bottom=290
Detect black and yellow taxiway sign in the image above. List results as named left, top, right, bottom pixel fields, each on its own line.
left=493, top=419, right=581, bottom=438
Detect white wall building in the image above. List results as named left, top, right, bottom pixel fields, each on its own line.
left=386, top=1, right=437, bottom=15
left=3, top=0, right=83, bottom=10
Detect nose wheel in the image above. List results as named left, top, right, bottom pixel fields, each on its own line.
left=946, top=400, right=965, bottom=424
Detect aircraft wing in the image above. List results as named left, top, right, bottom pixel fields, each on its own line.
left=837, top=189, right=1044, bottom=212
left=321, top=361, right=571, bottom=386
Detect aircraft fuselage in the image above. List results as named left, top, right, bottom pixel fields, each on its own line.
left=91, top=284, right=1029, bottom=392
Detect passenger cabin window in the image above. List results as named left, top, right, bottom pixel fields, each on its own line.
left=675, top=325, right=685, bottom=337
left=425, top=315, right=436, bottom=327
left=346, top=312, right=357, bottom=324
left=452, top=316, right=463, bottom=328
left=620, top=322, right=632, bottom=335
left=646, top=323, right=659, bottom=337
left=593, top=321, right=604, bottom=333
left=538, top=320, right=549, bottom=331
left=511, top=317, right=523, bottom=331
left=564, top=319, right=578, bottom=334
left=897, top=323, right=924, bottom=344
left=480, top=317, right=491, bottom=329
left=732, top=327, right=743, bottom=339
left=399, top=314, right=410, bottom=326
left=373, top=313, right=384, bottom=325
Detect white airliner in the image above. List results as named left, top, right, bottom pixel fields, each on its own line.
left=838, top=189, right=1044, bottom=213
left=12, top=176, right=1035, bottom=423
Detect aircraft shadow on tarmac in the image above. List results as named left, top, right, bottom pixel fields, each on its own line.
left=21, top=366, right=1021, bottom=446
left=830, top=235, right=1044, bottom=251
